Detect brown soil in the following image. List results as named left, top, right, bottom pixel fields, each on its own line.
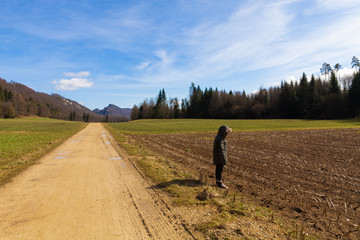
left=131, top=128, right=360, bottom=239
left=0, top=123, right=192, bottom=240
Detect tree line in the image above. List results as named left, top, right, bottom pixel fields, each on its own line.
left=131, top=57, right=360, bottom=120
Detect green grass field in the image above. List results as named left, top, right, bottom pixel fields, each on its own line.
left=0, top=117, right=86, bottom=185
left=107, top=118, right=360, bottom=134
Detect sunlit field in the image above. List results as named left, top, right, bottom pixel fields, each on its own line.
left=0, top=117, right=85, bottom=185
left=107, top=118, right=360, bottom=134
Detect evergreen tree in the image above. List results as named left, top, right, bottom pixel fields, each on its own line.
left=200, top=88, right=213, bottom=118
left=181, top=99, right=188, bottom=117
left=308, top=75, right=321, bottom=118
left=82, top=112, right=90, bottom=122
left=324, top=72, right=343, bottom=118
left=320, top=63, right=332, bottom=80
left=69, top=111, right=76, bottom=121
left=279, top=82, right=298, bottom=118
left=351, top=56, right=359, bottom=72
left=329, top=71, right=341, bottom=94
left=334, top=63, right=342, bottom=72
left=172, top=98, right=181, bottom=118
left=298, top=72, right=310, bottom=117
left=349, top=72, right=360, bottom=117
left=153, top=89, right=168, bottom=118
left=138, top=105, right=144, bottom=119
left=334, top=63, right=342, bottom=88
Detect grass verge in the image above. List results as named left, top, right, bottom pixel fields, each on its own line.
left=105, top=122, right=317, bottom=239
left=0, top=117, right=86, bottom=186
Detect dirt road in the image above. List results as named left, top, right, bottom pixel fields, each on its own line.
left=0, top=123, right=192, bottom=240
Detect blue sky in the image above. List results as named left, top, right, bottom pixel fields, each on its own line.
left=1, top=0, right=360, bottom=109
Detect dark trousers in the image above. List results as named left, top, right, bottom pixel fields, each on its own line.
left=215, top=164, right=224, bottom=181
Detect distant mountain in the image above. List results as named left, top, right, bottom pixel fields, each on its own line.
left=93, top=104, right=131, bottom=119
left=0, top=77, right=103, bottom=121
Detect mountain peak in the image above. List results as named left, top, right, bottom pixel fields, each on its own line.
left=93, top=104, right=131, bottom=119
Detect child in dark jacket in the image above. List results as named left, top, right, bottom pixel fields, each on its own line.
left=213, top=125, right=232, bottom=188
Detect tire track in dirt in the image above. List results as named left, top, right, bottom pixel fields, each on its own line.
left=0, top=123, right=192, bottom=240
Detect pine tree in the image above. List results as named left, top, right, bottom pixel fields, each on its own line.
left=172, top=98, right=181, bottom=118
left=349, top=72, right=360, bottom=117
left=69, top=111, right=76, bottom=121
left=329, top=71, right=341, bottom=94
left=279, top=82, right=298, bottom=118
left=320, top=63, right=332, bottom=80
left=153, top=89, right=168, bottom=118
left=308, top=75, right=320, bottom=118
left=186, top=83, right=203, bottom=118
left=351, top=56, right=359, bottom=72
left=138, top=105, right=144, bottom=119
left=298, top=72, right=310, bottom=117
left=82, top=112, right=90, bottom=122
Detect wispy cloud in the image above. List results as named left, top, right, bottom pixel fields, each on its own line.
left=134, top=61, right=151, bottom=71
left=52, top=72, right=93, bottom=91
left=63, top=71, right=90, bottom=78
left=0, top=2, right=151, bottom=51
left=131, top=1, right=295, bottom=84
left=129, top=0, right=360, bottom=89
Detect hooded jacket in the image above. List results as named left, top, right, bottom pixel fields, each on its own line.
left=213, top=125, right=230, bottom=165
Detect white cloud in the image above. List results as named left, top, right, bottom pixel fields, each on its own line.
left=128, top=1, right=297, bottom=86
left=286, top=76, right=297, bottom=83
left=154, top=50, right=173, bottom=67
left=318, top=67, right=356, bottom=81
left=63, top=71, right=90, bottom=78
left=271, top=82, right=282, bottom=87
left=147, top=0, right=358, bottom=90
left=133, top=50, right=176, bottom=78
left=314, top=0, right=359, bottom=11
left=134, top=61, right=151, bottom=70
left=338, top=67, right=356, bottom=78
left=251, top=89, right=260, bottom=95
left=53, top=71, right=93, bottom=90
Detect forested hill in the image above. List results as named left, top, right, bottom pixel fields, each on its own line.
left=0, top=78, right=103, bottom=121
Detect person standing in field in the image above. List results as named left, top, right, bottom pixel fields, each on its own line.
left=213, top=125, right=232, bottom=189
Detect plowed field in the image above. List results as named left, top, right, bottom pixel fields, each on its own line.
left=131, top=128, right=360, bottom=239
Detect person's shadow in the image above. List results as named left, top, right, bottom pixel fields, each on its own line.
left=151, top=179, right=204, bottom=189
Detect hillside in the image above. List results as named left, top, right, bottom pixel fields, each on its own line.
left=93, top=104, right=131, bottom=120
left=0, top=77, right=103, bottom=121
